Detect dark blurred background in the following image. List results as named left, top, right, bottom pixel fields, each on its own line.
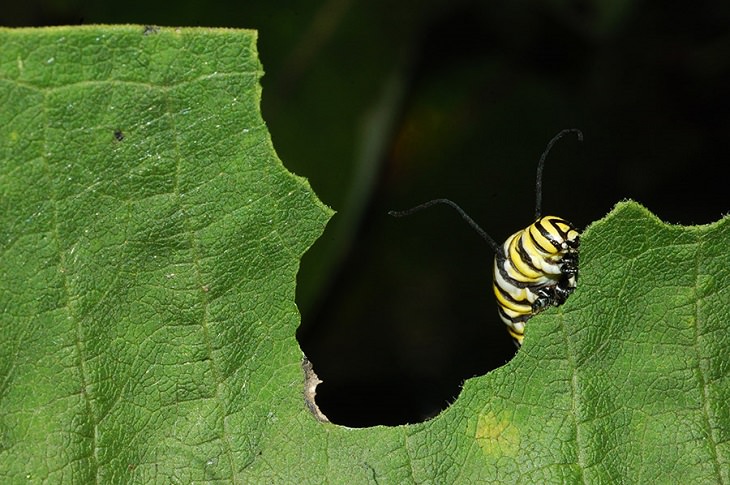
left=5, top=0, right=729, bottom=427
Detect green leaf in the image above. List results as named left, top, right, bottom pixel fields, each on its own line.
left=2, top=27, right=729, bottom=484
left=458, top=200, right=730, bottom=483
left=0, top=26, right=331, bottom=482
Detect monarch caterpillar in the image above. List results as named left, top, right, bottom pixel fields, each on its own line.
left=389, top=129, right=582, bottom=346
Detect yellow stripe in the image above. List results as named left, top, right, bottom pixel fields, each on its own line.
left=507, top=326, right=524, bottom=343
left=507, top=233, right=542, bottom=280
left=528, top=222, right=560, bottom=255
left=493, top=284, right=531, bottom=314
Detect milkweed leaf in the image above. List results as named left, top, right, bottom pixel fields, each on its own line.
left=1, top=26, right=728, bottom=484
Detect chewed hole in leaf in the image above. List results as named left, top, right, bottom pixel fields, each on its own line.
left=296, top=209, right=519, bottom=427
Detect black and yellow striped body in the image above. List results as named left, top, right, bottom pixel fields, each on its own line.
left=388, top=130, right=584, bottom=347
left=492, top=216, right=580, bottom=346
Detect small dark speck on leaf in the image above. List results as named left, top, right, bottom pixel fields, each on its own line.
left=114, top=129, right=124, bottom=141
left=143, top=25, right=160, bottom=35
